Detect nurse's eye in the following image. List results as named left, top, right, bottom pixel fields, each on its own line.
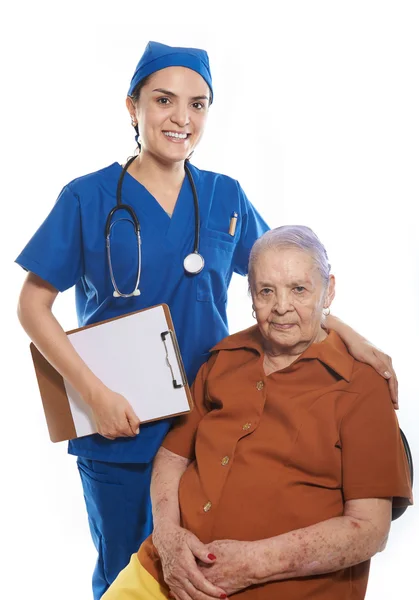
left=157, top=97, right=171, bottom=105
left=192, top=101, right=205, bottom=110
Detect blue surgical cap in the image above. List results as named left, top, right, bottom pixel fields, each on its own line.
left=127, top=41, right=213, bottom=102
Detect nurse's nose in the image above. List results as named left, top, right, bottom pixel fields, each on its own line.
left=170, top=103, right=190, bottom=128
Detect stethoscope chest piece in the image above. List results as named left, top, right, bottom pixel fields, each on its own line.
left=184, top=252, right=205, bottom=275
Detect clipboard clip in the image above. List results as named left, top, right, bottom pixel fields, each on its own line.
left=161, top=330, right=187, bottom=389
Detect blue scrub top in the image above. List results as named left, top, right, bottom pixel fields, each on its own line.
left=16, top=162, right=269, bottom=463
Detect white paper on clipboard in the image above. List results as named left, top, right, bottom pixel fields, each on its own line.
left=63, top=305, right=190, bottom=437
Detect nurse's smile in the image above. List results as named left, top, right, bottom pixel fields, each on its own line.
left=163, top=131, right=190, bottom=143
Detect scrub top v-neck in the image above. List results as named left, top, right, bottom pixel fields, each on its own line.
left=15, top=161, right=269, bottom=463
left=121, top=165, right=193, bottom=248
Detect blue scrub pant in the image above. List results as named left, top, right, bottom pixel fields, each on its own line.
left=77, top=458, right=153, bottom=600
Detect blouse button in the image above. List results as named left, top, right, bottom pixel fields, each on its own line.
left=256, top=381, right=264, bottom=391
left=221, top=456, right=230, bottom=466
left=242, top=422, right=252, bottom=431
left=203, top=501, right=212, bottom=512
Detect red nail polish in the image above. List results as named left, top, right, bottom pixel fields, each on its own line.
left=220, top=595, right=227, bottom=599
left=208, top=553, right=217, bottom=560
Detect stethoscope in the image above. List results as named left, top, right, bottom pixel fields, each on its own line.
left=105, top=155, right=204, bottom=298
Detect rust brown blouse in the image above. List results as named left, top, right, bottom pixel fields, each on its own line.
left=139, top=327, right=412, bottom=600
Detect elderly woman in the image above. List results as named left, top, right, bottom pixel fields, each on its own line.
left=103, top=226, right=412, bottom=600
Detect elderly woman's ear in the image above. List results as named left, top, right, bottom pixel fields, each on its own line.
left=323, top=275, right=336, bottom=310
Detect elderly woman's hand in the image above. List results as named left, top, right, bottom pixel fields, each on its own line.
left=152, top=522, right=228, bottom=600
left=198, top=539, right=260, bottom=596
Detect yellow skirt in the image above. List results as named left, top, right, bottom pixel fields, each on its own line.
left=102, top=554, right=169, bottom=600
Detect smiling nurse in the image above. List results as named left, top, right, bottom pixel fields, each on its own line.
left=15, top=41, right=398, bottom=599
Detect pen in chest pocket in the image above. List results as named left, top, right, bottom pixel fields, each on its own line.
left=229, top=212, right=238, bottom=236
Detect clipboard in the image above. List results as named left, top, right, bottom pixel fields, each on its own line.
left=29, top=304, right=193, bottom=443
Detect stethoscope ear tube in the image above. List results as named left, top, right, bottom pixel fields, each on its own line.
left=116, top=156, right=137, bottom=206
left=105, top=155, right=142, bottom=297
left=105, top=204, right=140, bottom=236
left=184, top=161, right=200, bottom=255
left=183, top=161, right=205, bottom=275
left=105, top=155, right=140, bottom=237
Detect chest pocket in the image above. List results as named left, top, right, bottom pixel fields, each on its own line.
left=285, top=416, right=342, bottom=489
left=196, top=229, right=236, bottom=303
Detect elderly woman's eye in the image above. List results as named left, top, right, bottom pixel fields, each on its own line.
left=294, top=286, right=306, bottom=293
left=260, top=288, right=273, bottom=296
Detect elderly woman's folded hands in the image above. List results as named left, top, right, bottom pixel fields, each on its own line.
left=198, top=539, right=261, bottom=597
left=153, top=521, right=228, bottom=600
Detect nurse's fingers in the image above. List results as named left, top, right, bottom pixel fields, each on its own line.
left=387, top=374, right=399, bottom=409
left=370, top=351, right=399, bottom=408
left=126, top=407, right=141, bottom=435
left=384, top=357, right=398, bottom=408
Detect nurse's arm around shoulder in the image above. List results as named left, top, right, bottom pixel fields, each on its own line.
left=324, top=313, right=398, bottom=407
left=17, top=272, right=140, bottom=439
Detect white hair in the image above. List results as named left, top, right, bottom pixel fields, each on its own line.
left=248, top=225, right=331, bottom=288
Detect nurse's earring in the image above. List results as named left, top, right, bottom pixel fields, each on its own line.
left=131, top=118, right=141, bottom=152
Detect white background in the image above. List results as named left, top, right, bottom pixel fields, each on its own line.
left=1, top=1, right=418, bottom=598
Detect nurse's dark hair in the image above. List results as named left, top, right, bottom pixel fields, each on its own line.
left=248, top=225, right=331, bottom=290
left=129, top=75, right=152, bottom=105
left=128, top=76, right=151, bottom=152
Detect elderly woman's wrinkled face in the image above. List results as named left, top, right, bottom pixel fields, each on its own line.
left=251, top=247, right=335, bottom=351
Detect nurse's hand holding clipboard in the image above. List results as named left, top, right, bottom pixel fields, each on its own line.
left=87, top=385, right=140, bottom=440
left=18, top=272, right=140, bottom=441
